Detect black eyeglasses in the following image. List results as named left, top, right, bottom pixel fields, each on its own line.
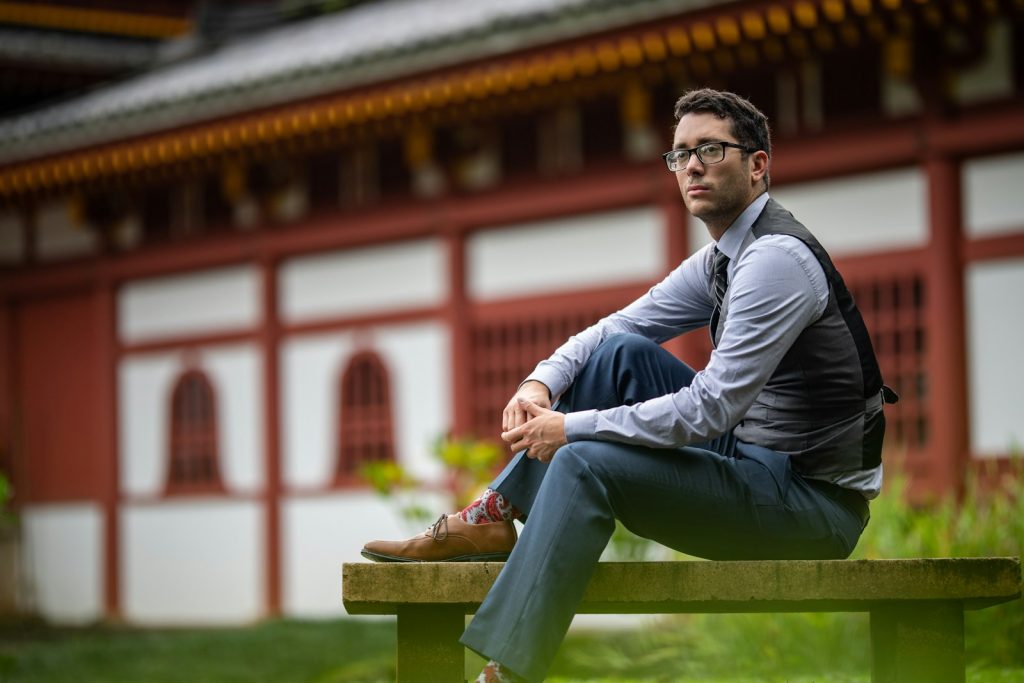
left=662, top=141, right=757, bottom=172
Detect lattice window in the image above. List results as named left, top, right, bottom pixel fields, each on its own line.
left=337, top=350, right=396, bottom=483
left=848, top=273, right=928, bottom=450
left=469, top=302, right=625, bottom=443
left=167, top=369, right=224, bottom=494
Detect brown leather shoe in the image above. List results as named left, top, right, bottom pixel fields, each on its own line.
left=361, top=514, right=516, bottom=562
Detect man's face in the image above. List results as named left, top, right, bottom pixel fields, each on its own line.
left=671, top=112, right=765, bottom=238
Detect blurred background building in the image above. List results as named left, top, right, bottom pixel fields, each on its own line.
left=0, top=0, right=1022, bottom=625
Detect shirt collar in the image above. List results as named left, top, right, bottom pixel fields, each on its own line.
left=715, top=191, right=770, bottom=260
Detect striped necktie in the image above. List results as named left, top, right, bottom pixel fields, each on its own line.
left=709, top=247, right=730, bottom=342
left=712, top=247, right=730, bottom=307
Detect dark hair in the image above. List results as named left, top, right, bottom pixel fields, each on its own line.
left=674, top=89, right=771, bottom=187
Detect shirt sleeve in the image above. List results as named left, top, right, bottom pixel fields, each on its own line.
left=563, top=236, right=829, bottom=447
left=525, top=244, right=716, bottom=400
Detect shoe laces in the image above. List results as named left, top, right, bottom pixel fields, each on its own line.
left=428, top=514, right=449, bottom=541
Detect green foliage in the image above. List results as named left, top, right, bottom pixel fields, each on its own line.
left=0, top=469, right=13, bottom=527
left=360, top=435, right=506, bottom=517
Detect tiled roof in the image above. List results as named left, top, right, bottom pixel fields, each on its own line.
left=0, top=0, right=712, bottom=164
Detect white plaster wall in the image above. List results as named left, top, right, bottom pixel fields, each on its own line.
left=21, top=503, right=103, bottom=624
left=0, top=209, right=24, bottom=263
left=963, top=151, right=1024, bottom=238
left=122, top=500, right=263, bottom=624
left=118, top=265, right=260, bottom=344
left=119, top=344, right=264, bottom=496
left=35, top=199, right=98, bottom=260
left=468, top=206, right=664, bottom=301
left=279, top=238, right=446, bottom=323
left=966, top=259, right=1024, bottom=456
left=762, top=168, right=928, bottom=257
left=282, top=490, right=447, bottom=617
left=281, top=322, right=450, bottom=489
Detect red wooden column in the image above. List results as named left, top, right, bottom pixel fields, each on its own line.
left=260, top=258, right=282, bottom=615
left=0, top=299, right=11, bottom=489
left=95, top=275, right=121, bottom=618
left=923, top=155, right=969, bottom=495
left=446, top=230, right=473, bottom=436
left=660, top=171, right=708, bottom=366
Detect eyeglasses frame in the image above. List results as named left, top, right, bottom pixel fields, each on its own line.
left=662, top=141, right=758, bottom=172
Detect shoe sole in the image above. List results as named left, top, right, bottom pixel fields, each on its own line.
left=360, top=549, right=511, bottom=563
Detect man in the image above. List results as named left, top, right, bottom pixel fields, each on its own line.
left=362, top=88, right=894, bottom=683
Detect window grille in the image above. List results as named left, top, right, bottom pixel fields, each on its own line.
left=337, top=350, right=396, bottom=482
left=849, top=273, right=928, bottom=450
left=167, top=369, right=224, bottom=494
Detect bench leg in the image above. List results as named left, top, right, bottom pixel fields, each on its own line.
left=870, top=601, right=965, bottom=683
left=396, top=605, right=465, bottom=683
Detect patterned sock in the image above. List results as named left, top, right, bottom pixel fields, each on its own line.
left=476, top=660, right=516, bottom=683
left=459, top=488, right=521, bottom=524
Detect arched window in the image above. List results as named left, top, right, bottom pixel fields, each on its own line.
left=166, top=369, right=224, bottom=494
left=337, top=350, right=396, bottom=484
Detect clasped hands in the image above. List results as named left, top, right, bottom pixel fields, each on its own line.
left=500, top=380, right=567, bottom=463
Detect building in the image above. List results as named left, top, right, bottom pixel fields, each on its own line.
left=1, top=0, right=1022, bottom=625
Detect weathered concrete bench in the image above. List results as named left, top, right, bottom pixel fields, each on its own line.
left=343, top=557, right=1021, bottom=683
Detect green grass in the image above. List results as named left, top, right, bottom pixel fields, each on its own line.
left=0, top=618, right=396, bottom=683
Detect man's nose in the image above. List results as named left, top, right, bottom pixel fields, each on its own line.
left=685, top=153, right=705, bottom=174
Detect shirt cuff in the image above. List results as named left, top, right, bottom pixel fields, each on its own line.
left=563, top=409, right=597, bottom=443
left=523, top=367, right=566, bottom=400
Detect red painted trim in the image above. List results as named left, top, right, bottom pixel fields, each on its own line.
left=832, top=248, right=930, bottom=279
left=923, top=156, right=969, bottom=495
left=281, top=306, right=444, bottom=337
left=118, top=329, right=258, bottom=356
left=963, top=231, right=1024, bottom=263
left=446, top=232, right=472, bottom=437
left=0, top=301, right=12, bottom=499
left=94, top=281, right=120, bottom=618
left=660, top=171, right=699, bottom=363
left=259, top=259, right=282, bottom=617
left=470, top=280, right=652, bottom=322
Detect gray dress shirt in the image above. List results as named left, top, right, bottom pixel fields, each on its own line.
left=525, top=192, right=883, bottom=497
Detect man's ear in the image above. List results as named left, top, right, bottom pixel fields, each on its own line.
left=749, top=150, right=770, bottom=185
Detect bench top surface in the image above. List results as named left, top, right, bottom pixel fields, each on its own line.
left=342, top=557, right=1022, bottom=615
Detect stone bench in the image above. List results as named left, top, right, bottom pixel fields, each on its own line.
left=343, top=557, right=1021, bottom=683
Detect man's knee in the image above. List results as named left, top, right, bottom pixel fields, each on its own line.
left=591, top=333, right=659, bottom=363
left=549, top=441, right=622, bottom=482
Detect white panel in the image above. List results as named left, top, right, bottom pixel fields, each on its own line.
left=282, top=490, right=447, bottom=617
left=966, top=260, right=1024, bottom=456
left=203, top=345, right=265, bottom=493
left=0, top=210, right=24, bottom=263
left=280, top=322, right=449, bottom=489
left=122, top=500, right=263, bottom=624
left=22, top=503, right=103, bottom=624
left=468, top=206, right=664, bottom=301
left=35, top=199, right=98, bottom=260
left=119, top=352, right=179, bottom=497
left=119, top=344, right=263, bottom=496
left=118, top=265, right=260, bottom=344
left=963, top=151, right=1024, bottom=238
left=770, top=168, right=928, bottom=256
left=279, top=238, right=446, bottom=323
left=281, top=332, right=351, bottom=489
left=372, top=324, right=450, bottom=482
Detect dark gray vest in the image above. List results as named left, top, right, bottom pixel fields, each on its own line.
left=710, top=198, right=886, bottom=475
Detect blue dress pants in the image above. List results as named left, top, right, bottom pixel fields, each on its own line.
left=459, top=334, right=867, bottom=682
